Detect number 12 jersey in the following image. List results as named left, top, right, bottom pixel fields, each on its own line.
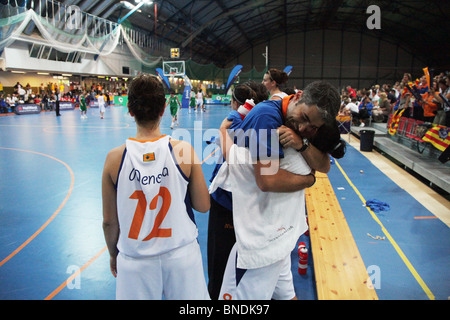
left=116, top=135, right=198, bottom=258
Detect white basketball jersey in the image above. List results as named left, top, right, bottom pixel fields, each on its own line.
left=116, top=135, right=198, bottom=258
left=224, top=145, right=310, bottom=269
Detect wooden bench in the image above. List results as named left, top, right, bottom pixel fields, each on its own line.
left=305, top=172, right=378, bottom=300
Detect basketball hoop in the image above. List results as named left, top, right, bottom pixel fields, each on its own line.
left=163, top=61, right=185, bottom=77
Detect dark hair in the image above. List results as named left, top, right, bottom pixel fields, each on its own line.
left=310, top=121, right=346, bottom=159
left=267, top=68, right=289, bottom=87
left=283, top=87, right=296, bottom=95
left=128, top=74, right=166, bottom=126
left=299, top=81, right=340, bottom=123
left=245, top=80, right=269, bottom=103
left=232, top=84, right=257, bottom=105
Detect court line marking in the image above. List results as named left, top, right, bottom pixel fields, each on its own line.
left=202, top=146, right=220, bottom=163
left=413, top=216, right=438, bottom=220
left=44, top=246, right=108, bottom=300
left=0, top=147, right=75, bottom=268
left=334, top=159, right=435, bottom=300
left=45, top=146, right=220, bottom=300
left=0, top=123, right=131, bottom=129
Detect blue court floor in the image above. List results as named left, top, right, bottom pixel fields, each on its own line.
left=0, top=104, right=448, bottom=300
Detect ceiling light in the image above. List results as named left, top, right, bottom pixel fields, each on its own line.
left=120, top=1, right=135, bottom=9
left=135, top=0, right=153, bottom=4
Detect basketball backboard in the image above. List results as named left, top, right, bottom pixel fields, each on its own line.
left=162, top=61, right=185, bottom=76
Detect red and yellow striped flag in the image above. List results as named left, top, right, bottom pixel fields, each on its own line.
left=422, top=125, right=450, bottom=151
left=388, top=108, right=405, bottom=135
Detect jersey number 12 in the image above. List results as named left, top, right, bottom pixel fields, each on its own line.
left=128, top=187, right=172, bottom=240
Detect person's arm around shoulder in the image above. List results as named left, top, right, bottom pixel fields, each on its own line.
left=102, top=144, right=125, bottom=278
left=219, top=118, right=234, bottom=161
left=253, top=160, right=315, bottom=192
left=171, top=140, right=210, bottom=213
left=219, top=118, right=315, bottom=193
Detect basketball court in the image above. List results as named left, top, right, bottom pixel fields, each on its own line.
left=0, top=104, right=448, bottom=300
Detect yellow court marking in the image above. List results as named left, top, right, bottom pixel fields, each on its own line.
left=0, top=147, right=75, bottom=268
left=334, top=159, right=435, bottom=300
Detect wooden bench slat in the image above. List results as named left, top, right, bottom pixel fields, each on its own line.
left=306, top=173, right=378, bottom=300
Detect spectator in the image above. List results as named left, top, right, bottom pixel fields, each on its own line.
left=6, top=94, right=16, bottom=113
left=388, top=88, right=398, bottom=104
left=411, top=75, right=428, bottom=120
left=0, top=94, right=8, bottom=113
left=372, top=92, right=390, bottom=122
left=42, top=93, right=50, bottom=111
left=432, top=77, right=450, bottom=126
left=357, top=95, right=373, bottom=127
left=346, top=85, right=356, bottom=98
left=422, top=80, right=439, bottom=123
left=344, top=96, right=359, bottom=120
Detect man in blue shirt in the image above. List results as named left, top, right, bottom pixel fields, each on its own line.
left=207, top=81, right=340, bottom=299
left=357, top=95, right=373, bottom=127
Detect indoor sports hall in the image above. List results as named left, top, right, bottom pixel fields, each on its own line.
left=0, top=0, right=449, bottom=301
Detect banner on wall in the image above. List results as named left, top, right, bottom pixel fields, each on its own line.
left=14, top=104, right=41, bottom=115
left=59, top=101, right=75, bottom=110
left=114, top=95, right=128, bottom=107
left=89, top=101, right=99, bottom=108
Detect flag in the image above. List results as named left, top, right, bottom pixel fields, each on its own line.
left=423, top=67, right=430, bottom=88
left=422, top=126, right=450, bottom=151
left=388, top=108, right=405, bottom=135
left=143, top=152, right=155, bottom=162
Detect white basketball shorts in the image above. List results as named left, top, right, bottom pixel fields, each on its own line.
left=116, top=240, right=210, bottom=300
left=219, top=244, right=295, bottom=300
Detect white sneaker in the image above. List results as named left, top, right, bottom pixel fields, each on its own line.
left=359, top=122, right=365, bottom=127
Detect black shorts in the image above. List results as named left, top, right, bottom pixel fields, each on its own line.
left=207, top=196, right=236, bottom=300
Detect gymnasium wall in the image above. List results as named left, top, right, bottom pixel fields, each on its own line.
left=230, top=29, right=426, bottom=91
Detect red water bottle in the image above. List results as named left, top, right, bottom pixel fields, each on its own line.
left=298, top=242, right=306, bottom=255
left=298, top=244, right=308, bottom=275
